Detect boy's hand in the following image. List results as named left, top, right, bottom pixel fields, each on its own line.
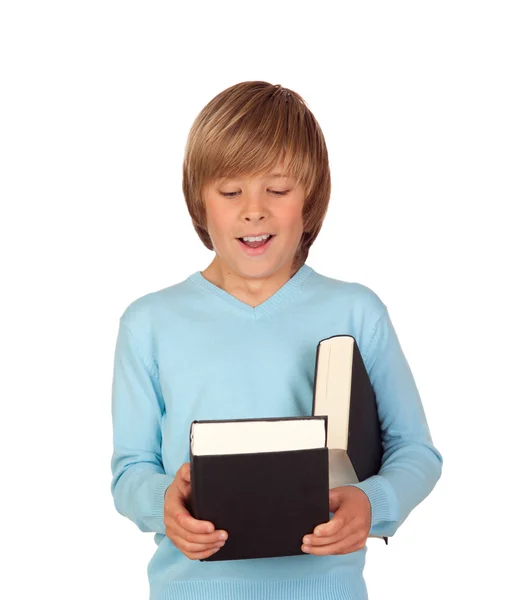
left=164, top=462, right=228, bottom=560
left=301, top=486, right=371, bottom=555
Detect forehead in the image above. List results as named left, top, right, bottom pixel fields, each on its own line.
left=221, top=172, right=288, bottom=182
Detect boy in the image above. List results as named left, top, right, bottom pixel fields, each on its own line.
left=110, top=81, right=443, bottom=600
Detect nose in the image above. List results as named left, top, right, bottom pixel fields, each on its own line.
left=241, top=192, right=269, bottom=222
left=244, top=212, right=266, bottom=223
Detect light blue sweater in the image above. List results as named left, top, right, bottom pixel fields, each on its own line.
left=110, top=263, right=443, bottom=600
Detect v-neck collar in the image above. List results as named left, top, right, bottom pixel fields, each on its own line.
left=186, top=263, right=314, bottom=320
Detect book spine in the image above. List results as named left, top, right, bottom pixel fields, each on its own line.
left=187, top=422, right=198, bottom=518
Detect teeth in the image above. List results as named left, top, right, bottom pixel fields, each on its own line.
left=242, top=234, right=271, bottom=242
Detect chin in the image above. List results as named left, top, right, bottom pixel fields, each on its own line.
left=238, top=262, right=288, bottom=279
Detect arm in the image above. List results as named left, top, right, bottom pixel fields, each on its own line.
left=110, top=318, right=174, bottom=533
left=350, top=308, right=443, bottom=538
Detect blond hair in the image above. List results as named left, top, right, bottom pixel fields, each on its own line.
left=182, top=81, right=331, bottom=272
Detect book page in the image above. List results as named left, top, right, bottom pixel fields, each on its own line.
left=191, top=417, right=326, bottom=456
left=313, top=336, right=353, bottom=450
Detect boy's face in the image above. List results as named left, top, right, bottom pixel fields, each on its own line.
left=202, top=162, right=305, bottom=280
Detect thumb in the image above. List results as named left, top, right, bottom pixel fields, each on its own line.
left=178, top=462, right=191, bottom=484
left=165, top=479, right=191, bottom=518
left=165, top=465, right=191, bottom=508
left=329, top=487, right=345, bottom=513
left=166, top=481, right=215, bottom=534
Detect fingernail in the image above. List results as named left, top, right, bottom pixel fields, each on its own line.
left=302, top=545, right=311, bottom=553
left=219, top=533, right=227, bottom=540
left=303, top=536, right=311, bottom=545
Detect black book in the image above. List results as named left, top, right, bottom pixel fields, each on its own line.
left=312, top=334, right=387, bottom=543
left=189, top=416, right=330, bottom=561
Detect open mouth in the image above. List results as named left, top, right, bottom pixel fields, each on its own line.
left=237, top=235, right=276, bottom=254
left=237, top=235, right=275, bottom=248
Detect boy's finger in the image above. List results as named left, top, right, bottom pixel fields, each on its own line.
left=176, top=512, right=216, bottom=534
left=303, top=521, right=357, bottom=547
left=171, top=517, right=228, bottom=547
left=313, top=514, right=346, bottom=538
left=175, top=515, right=228, bottom=543
left=180, top=528, right=228, bottom=546
left=165, top=494, right=219, bottom=536
left=174, top=536, right=226, bottom=554
left=178, top=463, right=191, bottom=483
left=302, top=530, right=365, bottom=556
left=185, top=546, right=223, bottom=561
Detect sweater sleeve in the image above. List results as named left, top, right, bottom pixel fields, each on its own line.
left=110, top=318, right=175, bottom=533
left=349, top=308, right=443, bottom=538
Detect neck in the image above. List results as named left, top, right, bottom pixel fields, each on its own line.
left=201, top=258, right=300, bottom=308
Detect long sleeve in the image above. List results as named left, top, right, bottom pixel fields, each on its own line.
left=350, top=307, right=443, bottom=538
left=110, top=318, right=174, bottom=533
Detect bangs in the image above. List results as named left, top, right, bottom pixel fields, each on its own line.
left=191, top=84, right=320, bottom=197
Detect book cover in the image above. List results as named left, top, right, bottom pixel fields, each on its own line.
left=189, top=416, right=330, bottom=561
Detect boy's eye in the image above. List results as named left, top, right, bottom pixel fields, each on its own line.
left=220, top=190, right=288, bottom=198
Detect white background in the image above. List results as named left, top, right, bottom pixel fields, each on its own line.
left=1, top=1, right=514, bottom=598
